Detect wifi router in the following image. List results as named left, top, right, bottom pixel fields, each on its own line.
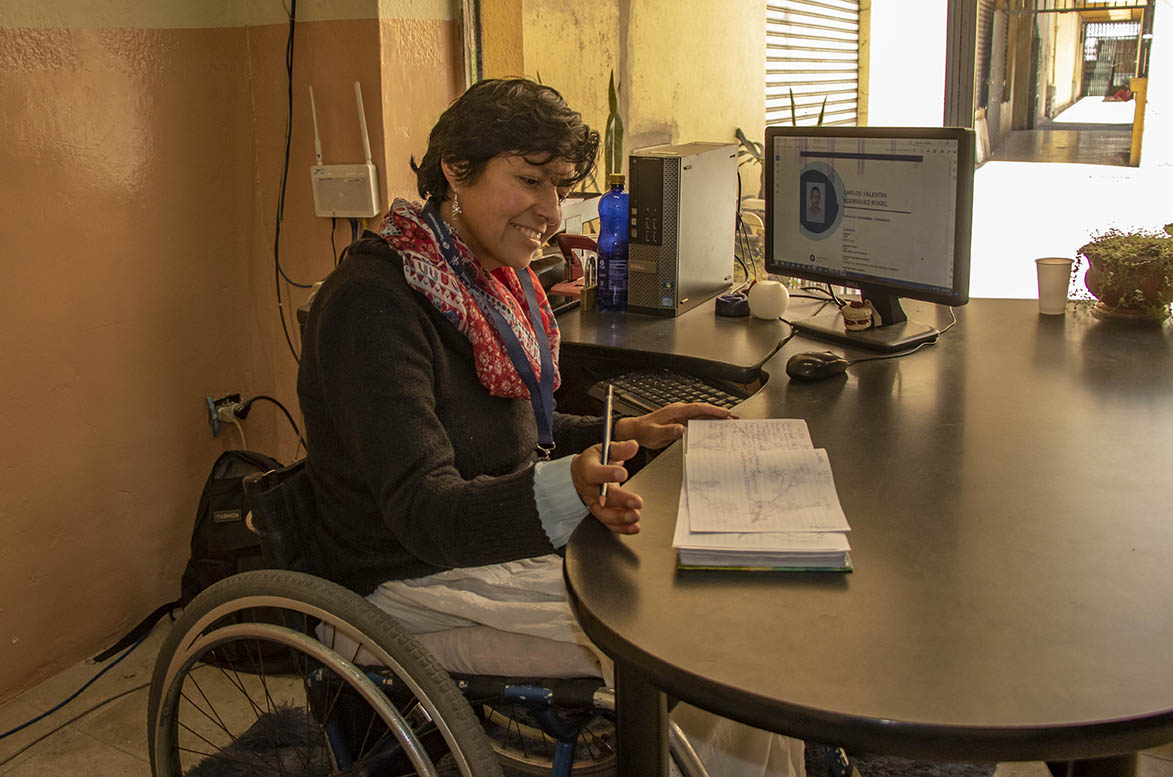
left=309, top=81, right=381, bottom=219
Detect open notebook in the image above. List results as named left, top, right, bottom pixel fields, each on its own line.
left=672, top=418, right=852, bottom=571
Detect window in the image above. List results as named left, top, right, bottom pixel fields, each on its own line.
left=766, top=0, right=861, bottom=126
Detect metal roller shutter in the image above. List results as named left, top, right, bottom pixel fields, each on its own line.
left=976, top=0, right=996, bottom=108
left=766, top=0, right=861, bottom=126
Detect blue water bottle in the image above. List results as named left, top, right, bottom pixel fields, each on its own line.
left=597, top=173, right=628, bottom=312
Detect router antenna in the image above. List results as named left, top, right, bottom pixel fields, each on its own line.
left=355, top=80, right=373, bottom=165
left=309, top=85, right=324, bottom=166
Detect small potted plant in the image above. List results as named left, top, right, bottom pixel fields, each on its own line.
left=1075, top=224, right=1173, bottom=321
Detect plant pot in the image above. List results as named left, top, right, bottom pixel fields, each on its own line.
left=1083, top=255, right=1173, bottom=321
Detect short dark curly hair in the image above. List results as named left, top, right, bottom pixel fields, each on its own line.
left=411, top=78, right=599, bottom=200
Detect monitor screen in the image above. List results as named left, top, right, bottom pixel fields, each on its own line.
left=764, top=126, right=975, bottom=351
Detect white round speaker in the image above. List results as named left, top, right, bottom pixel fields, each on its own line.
left=748, top=280, right=790, bottom=320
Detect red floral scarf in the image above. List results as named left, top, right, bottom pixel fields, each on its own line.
left=377, top=198, right=561, bottom=399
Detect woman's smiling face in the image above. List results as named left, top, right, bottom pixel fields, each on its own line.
left=442, top=153, right=574, bottom=272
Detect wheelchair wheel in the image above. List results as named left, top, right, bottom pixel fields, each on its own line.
left=147, top=569, right=502, bottom=777
left=479, top=703, right=617, bottom=775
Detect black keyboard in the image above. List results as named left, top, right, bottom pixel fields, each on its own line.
left=590, top=369, right=746, bottom=415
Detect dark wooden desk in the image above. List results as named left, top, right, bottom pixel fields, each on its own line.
left=561, top=298, right=1173, bottom=775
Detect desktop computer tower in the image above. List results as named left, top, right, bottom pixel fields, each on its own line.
left=626, top=142, right=737, bottom=316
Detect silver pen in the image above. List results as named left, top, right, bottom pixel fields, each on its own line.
left=599, top=384, right=613, bottom=503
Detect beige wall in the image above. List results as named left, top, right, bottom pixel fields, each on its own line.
left=622, top=0, right=764, bottom=155
left=482, top=0, right=525, bottom=77
left=520, top=0, right=764, bottom=188
left=0, top=0, right=459, bottom=701
left=1048, top=11, right=1081, bottom=113
left=522, top=0, right=618, bottom=178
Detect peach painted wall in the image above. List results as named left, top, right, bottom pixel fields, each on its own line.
left=0, top=0, right=459, bottom=702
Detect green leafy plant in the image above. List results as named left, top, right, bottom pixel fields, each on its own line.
left=1073, top=225, right=1173, bottom=320
left=735, top=127, right=764, bottom=200
left=789, top=88, right=828, bottom=127
left=604, top=70, right=624, bottom=180
left=734, top=91, right=828, bottom=201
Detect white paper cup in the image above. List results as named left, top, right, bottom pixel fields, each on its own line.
left=1035, top=258, right=1073, bottom=315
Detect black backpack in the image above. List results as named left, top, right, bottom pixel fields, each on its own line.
left=179, top=449, right=283, bottom=604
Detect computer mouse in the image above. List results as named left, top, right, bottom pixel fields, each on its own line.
left=785, top=351, right=850, bottom=381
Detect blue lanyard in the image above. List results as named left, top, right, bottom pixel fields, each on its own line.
left=420, top=200, right=556, bottom=460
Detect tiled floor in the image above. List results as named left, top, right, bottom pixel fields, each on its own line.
left=4, top=95, right=1173, bottom=777
left=0, top=621, right=167, bottom=776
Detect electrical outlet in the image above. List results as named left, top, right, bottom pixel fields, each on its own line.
left=204, top=393, right=242, bottom=437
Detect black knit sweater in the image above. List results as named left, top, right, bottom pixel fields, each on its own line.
left=296, top=235, right=605, bottom=595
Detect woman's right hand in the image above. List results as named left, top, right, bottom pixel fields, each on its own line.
left=571, top=439, right=643, bottom=535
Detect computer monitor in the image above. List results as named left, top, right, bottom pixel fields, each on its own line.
left=764, top=126, right=975, bottom=352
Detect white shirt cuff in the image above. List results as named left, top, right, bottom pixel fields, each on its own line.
left=533, top=456, right=588, bottom=548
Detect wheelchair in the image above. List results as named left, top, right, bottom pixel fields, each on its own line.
left=146, top=459, right=710, bottom=777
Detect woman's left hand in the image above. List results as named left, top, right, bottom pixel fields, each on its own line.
left=613, top=402, right=736, bottom=451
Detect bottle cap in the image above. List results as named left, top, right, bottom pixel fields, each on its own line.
left=607, top=173, right=625, bottom=186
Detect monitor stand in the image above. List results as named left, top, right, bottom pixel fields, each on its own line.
left=790, top=288, right=939, bottom=353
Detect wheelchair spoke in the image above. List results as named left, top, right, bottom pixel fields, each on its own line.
left=240, top=637, right=279, bottom=714
left=183, top=670, right=233, bottom=739
left=210, top=654, right=268, bottom=720
left=354, top=697, right=380, bottom=761
left=178, top=687, right=233, bottom=741
left=149, top=572, right=503, bottom=777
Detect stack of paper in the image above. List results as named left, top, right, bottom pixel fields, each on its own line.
left=672, top=418, right=852, bottom=571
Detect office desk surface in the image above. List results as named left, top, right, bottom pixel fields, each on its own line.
left=557, top=303, right=789, bottom=382
left=563, top=298, right=1173, bottom=763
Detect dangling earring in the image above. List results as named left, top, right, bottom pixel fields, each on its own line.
left=451, top=192, right=462, bottom=216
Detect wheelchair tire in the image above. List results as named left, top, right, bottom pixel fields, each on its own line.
left=147, top=569, right=503, bottom=777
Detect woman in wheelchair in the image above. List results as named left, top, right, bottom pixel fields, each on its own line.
left=296, top=77, right=736, bottom=680
left=148, top=78, right=804, bottom=777
left=297, top=77, right=804, bottom=776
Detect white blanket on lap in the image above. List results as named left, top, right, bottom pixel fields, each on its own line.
left=324, top=553, right=804, bottom=777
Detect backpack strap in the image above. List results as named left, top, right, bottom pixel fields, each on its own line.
left=91, top=600, right=178, bottom=662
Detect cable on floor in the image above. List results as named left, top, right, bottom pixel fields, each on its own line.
left=0, top=683, right=150, bottom=769
left=0, top=628, right=152, bottom=746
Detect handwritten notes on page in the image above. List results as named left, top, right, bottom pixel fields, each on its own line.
left=674, top=418, right=852, bottom=571
left=684, top=420, right=850, bottom=533
left=686, top=417, right=814, bottom=452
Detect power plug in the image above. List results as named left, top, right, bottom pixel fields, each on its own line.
left=204, top=393, right=243, bottom=437
left=216, top=402, right=245, bottom=423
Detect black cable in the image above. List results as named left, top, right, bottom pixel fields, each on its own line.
left=274, top=0, right=307, bottom=365
left=800, top=285, right=836, bottom=299
left=846, top=340, right=937, bottom=365
left=238, top=394, right=304, bottom=444
left=825, top=283, right=846, bottom=308
left=0, top=683, right=150, bottom=768
left=349, top=217, right=359, bottom=242
left=737, top=217, right=757, bottom=282
left=275, top=3, right=311, bottom=292
left=330, top=216, right=339, bottom=266
left=751, top=327, right=797, bottom=370
left=845, top=307, right=959, bottom=365
left=0, top=629, right=151, bottom=745
left=734, top=247, right=751, bottom=284
left=733, top=169, right=758, bottom=283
